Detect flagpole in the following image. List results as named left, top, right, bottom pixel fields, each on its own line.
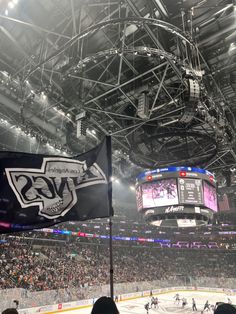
left=109, top=215, right=114, bottom=299
left=106, top=136, right=114, bottom=299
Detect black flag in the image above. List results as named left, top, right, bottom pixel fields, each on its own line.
left=0, top=136, right=112, bottom=234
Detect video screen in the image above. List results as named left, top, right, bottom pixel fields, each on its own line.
left=203, top=181, right=218, bottom=212
left=141, top=178, right=179, bottom=209
left=178, top=178, right=203, bottom=205
left=135, top=186, right=143, bottom=211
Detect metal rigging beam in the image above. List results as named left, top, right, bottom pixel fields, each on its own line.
left=84, top=62, right=167, bottom=105
left=126, top=0, right=186, bottom=86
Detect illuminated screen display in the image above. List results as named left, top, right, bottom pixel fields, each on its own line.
left=136, top=185, right=143, bottom=211
left=203, top=181, right=218, bottom=212
left=177, top=219, right=196, bottom=228
left=178, top=178, right=203, bottom=205
left=141, top=178, right=179, bottom=209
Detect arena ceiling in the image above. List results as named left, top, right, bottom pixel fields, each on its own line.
left=0, top=0, right=236, bottom=192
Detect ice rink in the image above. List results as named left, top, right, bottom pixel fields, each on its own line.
left=63, top=291, right=236, bottom=314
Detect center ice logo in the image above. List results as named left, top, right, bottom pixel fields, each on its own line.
left=5, top=157, right=107, bottom=219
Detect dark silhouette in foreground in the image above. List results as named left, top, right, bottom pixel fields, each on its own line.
left=91, top=296, right=119, bottom=314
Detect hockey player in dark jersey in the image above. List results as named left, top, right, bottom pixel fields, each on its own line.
left=144, top=302, right=150, bottom=314
left=182, top=297, right=187, bottom=308
left=203, top=300, right=210, bottom=311
left=150, top=297, right=155, bottom=308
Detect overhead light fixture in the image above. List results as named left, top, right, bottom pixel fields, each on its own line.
left=8, top=2, right=14, bottom=9
left=5, top=9, right=8, bottom=15
left=41, top=92, right=46, bottom=100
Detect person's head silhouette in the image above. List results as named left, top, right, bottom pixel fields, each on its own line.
left=214, top=303, right=236, bottom=314
left=2, top=309, right=18, bottom=314
left=91, top=297, right=119, bottom=314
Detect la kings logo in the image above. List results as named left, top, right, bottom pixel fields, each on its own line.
left=5, top=157, right=107, bottom=219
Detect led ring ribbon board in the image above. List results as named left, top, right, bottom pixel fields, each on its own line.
left=136, top=167, right=217, bottom=228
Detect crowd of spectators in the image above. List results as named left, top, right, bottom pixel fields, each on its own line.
left=0, top=238, right=236, bottom=292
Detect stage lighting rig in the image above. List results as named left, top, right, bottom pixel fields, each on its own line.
left=75, top=111, right=87, bottom=139
left=137, top=91, right=149, bottom=120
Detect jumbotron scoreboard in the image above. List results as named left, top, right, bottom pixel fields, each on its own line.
left=136, top=167, right=217, bottom=228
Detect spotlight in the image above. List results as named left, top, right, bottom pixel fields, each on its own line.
left=41, top=92, right=46, bottom=100
left=8, top=2, right=14, bottom=8
left=115, top=179, right=120, bottom=184
left=130, top=185, right=135, bottom=191
left=5, top=9, right=8, bottom=15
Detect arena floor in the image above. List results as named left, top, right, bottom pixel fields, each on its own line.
left=64, top=291, right=236, bottom=314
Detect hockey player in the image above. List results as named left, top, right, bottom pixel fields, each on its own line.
left=182, top=297, right=187, bottom=308
left=144, top=302, right=150, bottom=314
left=174, top=293, right=180, bottom=304
left=192, top=298, right=197, bottom=311
left=203, top=300, right=210, bottom=311
left=228, top=298, right=232, bottom=304
left=150, top=296, right=155, bottom=308
left=153, top=297, right=159, bottom=309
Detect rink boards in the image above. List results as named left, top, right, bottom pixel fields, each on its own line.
left=18, top=287, right=236, bottom=314
left=45, top=290, right=236, bottom=314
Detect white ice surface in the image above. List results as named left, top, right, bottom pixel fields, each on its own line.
left=60, top=291, right=236, bottom=314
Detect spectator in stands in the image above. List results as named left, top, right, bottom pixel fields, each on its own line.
left=1, top=237, right=236, bottom=292
left=91, top=297, right=119, bottom=314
